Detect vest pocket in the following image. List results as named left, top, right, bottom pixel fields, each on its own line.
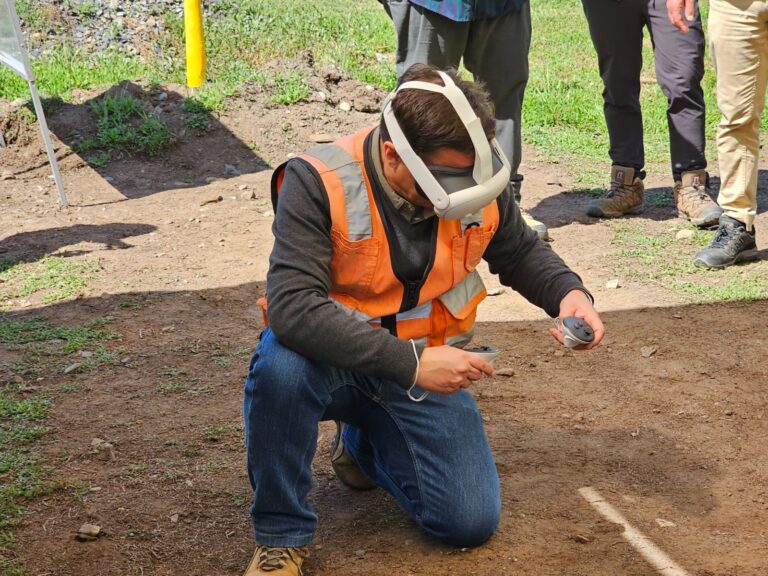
left=329, top=229, right=380, bottom=298
left=451, top=227, right=494, bottom=284
left=465, top=228, right=493, bottom=271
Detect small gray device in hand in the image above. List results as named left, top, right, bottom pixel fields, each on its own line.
left=560, top=317, right=594, bottom=348
left=464, top=345, right=501, bottom=362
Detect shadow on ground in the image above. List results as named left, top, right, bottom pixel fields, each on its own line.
left=0, top=223, right=156, bottom=262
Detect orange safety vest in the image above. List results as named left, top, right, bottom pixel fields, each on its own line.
left=263, top=126, right=500, bottom=348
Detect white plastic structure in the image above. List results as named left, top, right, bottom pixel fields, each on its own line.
left=1, top=0, right=67, bottom=205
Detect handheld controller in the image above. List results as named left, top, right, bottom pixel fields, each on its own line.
left=464, top=345, right=501, bottom=362
left=559, top=316, right=594, bottom=348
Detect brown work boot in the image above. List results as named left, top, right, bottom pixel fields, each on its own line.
left=674, top=169, right=722, bottom=228
left=586, top=165, right=644, bottom=218
left=244, top=546, right=308, bottom=576
left=331, top=421, right=376, bottom=490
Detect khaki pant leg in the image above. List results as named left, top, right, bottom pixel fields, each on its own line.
left=709, top=0, right=768, bottom=229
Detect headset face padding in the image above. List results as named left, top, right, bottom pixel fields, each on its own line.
left=382, top=71, right=511, bottom=219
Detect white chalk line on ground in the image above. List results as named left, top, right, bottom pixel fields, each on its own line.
left=578, top=486, right=691, bottom=576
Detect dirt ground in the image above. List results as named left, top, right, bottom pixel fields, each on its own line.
left=1, top=62, right=767, bottom=576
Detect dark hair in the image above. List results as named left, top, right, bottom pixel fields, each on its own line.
left=379, top=63, right=495, bottom=159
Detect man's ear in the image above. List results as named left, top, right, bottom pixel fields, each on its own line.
left=381, top=141, right=402, bottom=170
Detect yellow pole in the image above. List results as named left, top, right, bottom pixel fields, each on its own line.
left=184, top=0, right=206, bottom=88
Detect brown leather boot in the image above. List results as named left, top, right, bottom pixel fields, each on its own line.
left=330, top=421, right=376, bottom=490
left=587, top=165, right=644, bottom=218
left=674, top=169, right=722, bottom=227
left=244, top=546, right=308, bottom=576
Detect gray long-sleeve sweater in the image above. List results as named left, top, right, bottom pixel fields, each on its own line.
left=265, top=131, right=591, bottom=389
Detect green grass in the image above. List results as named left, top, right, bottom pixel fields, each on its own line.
left=0, top=317, right=114, bottom=353
left=0, top=560, right=25, bottom=576
left=74, top=94, right=171, bottom=160
left=0, top=386, right=55, bottom=549
left=266, top=71, right=312, bottom=105
left=0, top=46, right=157, bottom=101
left=610, top=221, right=768, bottom=301
left=0, top=256, right=100, bottom=308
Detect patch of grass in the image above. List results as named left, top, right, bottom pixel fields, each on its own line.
left=230, top=492, right=251, bottom=508
left=75, top=94, right=171, bottom=161
left=0, top=256, right=100, bottom=307
left=125, top=463, right=147, bottom=475
left=14, top=0, right=47, bottom=28
left=71, top=1, right=97, bottom=19
left=117, top=298, right=142, bottom=309
left=162, top=468, right=186, bottom=482
left=185, top=113, right=211, bottom=134
left=80, top=347, right=122, bottom=370
left=0, top=387, right=56, bottom=548
left=610, top=222, right=768, bottom=301
left=173, top=340, right=200, bottom=354
left=158, top=379, right=187, bottom=395
left=202, top=421, right=242, bottom=443
left=211, top=346, right=249, bottom=368
left=0, top=318, right=115, bottom=547
left=266, top=72, right=311, bottom=105
left=86, top=150, right=111, bottom=167
left=672, top=273, right=768, bottom=301
left=0, top=560, right=25, bottom=576
left=182, top=447, right=202, bottom=458
left=58, top=383, right=82, bottom=394
left=181, top=97, right=215, bottom=131
left=202, top=425, right=226, bottom=443
left=0, top=317, right=115, bottom=354
left=200, top=461, right=230, bottom=474
left=180, top=98, right=211, bottom=114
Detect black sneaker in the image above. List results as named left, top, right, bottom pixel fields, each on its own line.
left=693, top=215, right=757, bottom=270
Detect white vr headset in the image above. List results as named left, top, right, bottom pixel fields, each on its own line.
left=382, top=71, right=511, bottom=220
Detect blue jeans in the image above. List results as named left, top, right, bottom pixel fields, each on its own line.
left=243, top=328, right=500, bottom=548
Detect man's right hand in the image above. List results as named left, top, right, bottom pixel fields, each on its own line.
left=666, top=0, right=696, bottom=32
left=414, top=345, right=494, bottom=395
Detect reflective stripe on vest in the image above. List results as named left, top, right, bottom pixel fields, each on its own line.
left=303, top=143, right=372, bottom=241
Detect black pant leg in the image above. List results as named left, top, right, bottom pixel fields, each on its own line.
left=581, top=0, right=646, bottom=172
left=646, top=0, right=707, bottom=178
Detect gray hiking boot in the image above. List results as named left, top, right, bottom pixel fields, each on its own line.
left=674, top=170, right=722, bottom=227
left=511, top=174, right=549, bottom=240
left=693, top=214, right=757, bottom=270
left=330, top=421, right=376, bottom=490
left=587, top=165, right=644, bottom=218
left=519, top=205, right=549, bottom=241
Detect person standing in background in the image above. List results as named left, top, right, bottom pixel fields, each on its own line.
left=667, top=0, right=760, bottom=269
left=582, top=0, right=722, bottom=231
left=379, top=0, right=549, bottom=240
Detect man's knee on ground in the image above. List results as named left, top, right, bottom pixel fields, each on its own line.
left=425, top=498, right=500, bottom=548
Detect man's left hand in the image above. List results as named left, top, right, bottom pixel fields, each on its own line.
left=549, top=289, right=604, bottom=350
left=666, top=0, right=696, bottom=32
